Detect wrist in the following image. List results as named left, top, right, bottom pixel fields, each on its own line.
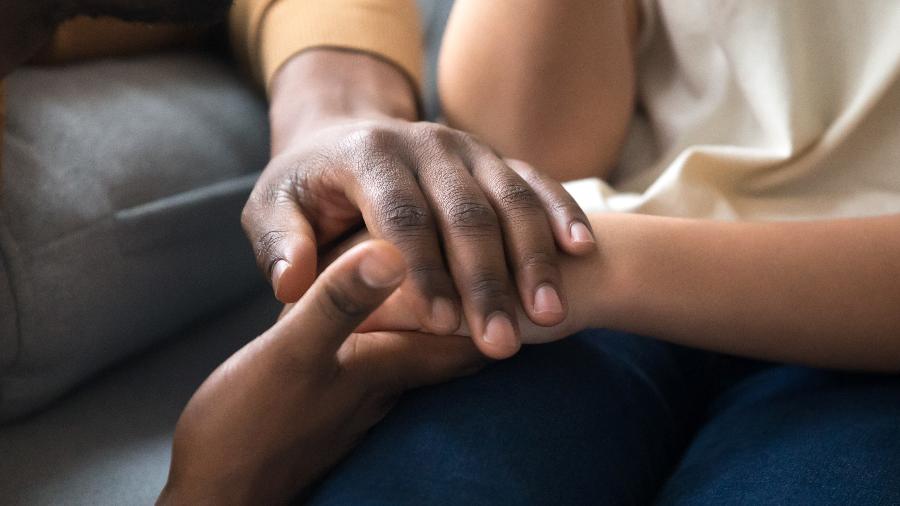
left=580, top=212, right=643, bottom=331
left=269, top=48, right=419, bottom=154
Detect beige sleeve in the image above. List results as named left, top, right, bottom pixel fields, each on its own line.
left=229, top=0, right=424, bottom=94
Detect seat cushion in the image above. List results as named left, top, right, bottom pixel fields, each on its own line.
left=0, top=292, right=279, bottom=505
left=0, top=52, right=269, bottom=420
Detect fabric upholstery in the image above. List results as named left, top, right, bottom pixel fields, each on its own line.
left=0, top=4, right=452, bottom=504
left=0, top=52, right=269, bottom=421
left=0, top=293, right=279, bottom=505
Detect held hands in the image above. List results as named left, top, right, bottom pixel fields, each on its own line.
left=158, top=241, right=484, bottom=505
left=318, top=230, right=604, bottom=346
left=166, top=50, right=604, bottom=503
left=242, top=117, right=597, bottom=359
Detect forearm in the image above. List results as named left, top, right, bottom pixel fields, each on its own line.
left=438, top=0, right=638, bottom=181
left=269, top=49, right=418, bottom=155
left=585, top=213, right=900, bottom=372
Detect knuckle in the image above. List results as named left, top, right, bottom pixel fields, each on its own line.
left=497, top=181, right=540, bottom=210
left=240, top=200, right=257, bottom=233
left=549, top=196, right=580, bottom=216
left=416, top=122, right=459, bottom=149
left=378, top=196, right=431, bottom=233
left=446, top=199, right=497, bottom=231
left=255, top=229, right=287, bottom=254
left=467, top=272, right=511, bottom=303
left=318, top=280, right=371, bottom=321
left=347, top=125, right=400, bottom=154
left=253, top=230, right=288, bottom=273
left=344, top=128, right=405, bottom=177
left=241, top=185, right=279, bottom=229
left=406, top=262, right=447, bottom=279
left=242, top=176, right=306, bottom=231
left=403, top=262, right=454, bottom=294
left=518, top=250, right=556, bottom=273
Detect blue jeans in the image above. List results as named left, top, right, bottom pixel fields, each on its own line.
left=307, top=330, right=900, bottom=505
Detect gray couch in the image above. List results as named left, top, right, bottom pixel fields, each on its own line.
left=0, top=2, right=453, bottom=503
left=0, top=53, right=278, bottom=505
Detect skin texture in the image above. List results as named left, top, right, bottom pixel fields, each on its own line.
left=439, top=0, right=640, bottom=182
left=244, top=49, right=598, bottom=360
left=585, top=213, right=900, bottom=372
left=358, top=212, right=900, bottom=373
left=316, top=229, right=600, bottom=345
left=158, top=241, right=485, bottom=505
left=6, top=0, right=896, bottom=501
left=429, top=0, right=900, bottom=371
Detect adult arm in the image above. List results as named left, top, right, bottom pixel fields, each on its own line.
left=234, top=1, right=598, bottom=359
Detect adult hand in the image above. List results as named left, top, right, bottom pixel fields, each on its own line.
left=319, top=231, right=604, bottom=346
left=242, top=50, right=597, bottom=359
left=157, top=240, right=484, bottom=505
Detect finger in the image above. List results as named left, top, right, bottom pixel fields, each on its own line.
left=506, top=158, right=597, bottom=255
left=347, top=332, right=488, bottom=392
left=416, top=142, right=522, bottom=359
left=354, top=288, right=424, bottom=334
left=242, top=176, right=318, bottom=303
left=347, top=155, right=461, bottom=335
left=316, top=230, right=424, bottom=334
left=466, top=148, right=567, bottom=327
left=271, top=240, right=406, bottom=361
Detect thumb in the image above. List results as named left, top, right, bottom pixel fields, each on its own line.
left=241, top=193, right=318, bottom=303
left=269, top=240, right=407, bottom=361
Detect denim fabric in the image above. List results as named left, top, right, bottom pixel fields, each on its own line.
left=656, top=367, right=900, bottom=505
left=307, top=329, right=900, bottom=505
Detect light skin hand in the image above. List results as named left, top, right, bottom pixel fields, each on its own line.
left=242, top=49, right=597, bottom=360
left=157, top=240, right=485, bottom=505
left=348, top=212, right=900, bottom=374
left=317, top=230, right=606, bottom=345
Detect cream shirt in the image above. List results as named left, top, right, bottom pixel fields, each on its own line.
left=565, top=0, right=900, bottom=221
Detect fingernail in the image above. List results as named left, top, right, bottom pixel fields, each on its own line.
left=533, top=284, right=563, bottom=315
left=483, top=312, right=517, bottom=346
left=430, top=297, right=458, bottom=333
left=272, top=260, right=290, bottom=296
left=569, top=221, right=595, bottom=244
left=359, top=253, right=405, bottom=288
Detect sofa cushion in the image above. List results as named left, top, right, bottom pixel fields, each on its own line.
left=0, top=52, right=269, bottom=421
left=0, top=292, right=279, bottom=505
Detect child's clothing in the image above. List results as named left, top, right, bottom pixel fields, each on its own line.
left=567, top=0, right=900, bottom=222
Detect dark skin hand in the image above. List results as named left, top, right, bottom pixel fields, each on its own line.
left=158, top=240, right=485, bottom=505
left=243, top=49, right=597, bottom=359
